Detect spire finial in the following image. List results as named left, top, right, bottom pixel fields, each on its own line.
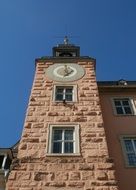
left=64, top=36, right=69, bottom=45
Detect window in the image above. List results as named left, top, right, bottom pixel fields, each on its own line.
left=121, top=137, right=136, bottom=166
left=112, top=98, right=135, bottom=115
left=47, top=125, right=80, bottom=155
left=59, top=52, right=73, bottom=57
left=53, top=85, right=77, bottom=102
left=0, top=155, right=5, bottom=169
left=0, top=154, right=11, bottom=170
left=52, top=128, right=74, bottom=153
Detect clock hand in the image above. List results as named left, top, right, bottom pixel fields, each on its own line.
left=63, top=65, right=73, bottom=76
left=68, top=69, right=74, bottom=74
left=64, top=65, right=69, bottom=75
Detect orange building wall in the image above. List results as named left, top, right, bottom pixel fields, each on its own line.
left=99, top=92, right=136, bottom=190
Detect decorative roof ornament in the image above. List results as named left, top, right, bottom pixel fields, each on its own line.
left=64, top=36, right=69, bottom=45
left=117, top=79, right=128, bottom=86
left=52, top=35, right=80, bottom=57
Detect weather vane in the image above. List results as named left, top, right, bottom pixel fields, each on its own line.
left=53, top=35, right=79, bottom=45
left=64, top=36, right=69, bottom=45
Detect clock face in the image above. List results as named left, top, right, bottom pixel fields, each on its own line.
left=46, top=63, right=85, bottom=82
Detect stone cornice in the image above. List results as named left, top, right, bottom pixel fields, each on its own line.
left=35, top=56, right=96, bottom=63
left=98, top=85, right=136, bottom=93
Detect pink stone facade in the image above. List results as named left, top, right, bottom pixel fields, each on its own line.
left=6, top=60, right=118, bottom=190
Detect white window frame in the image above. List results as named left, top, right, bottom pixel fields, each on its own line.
left=47, top=124, right=80, bottom=156
left=53, top=84, right=77, bottom=102
left=111, top=97, right=136, bottom=116
left=120, top=135, right=136, bottom=167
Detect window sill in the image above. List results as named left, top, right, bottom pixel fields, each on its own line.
left=0, top=169, right=4, bottom=173
left=114, top=114, right=136, bottom=117
left=124, top=165, right=136, bottom=168
left=46, top=153, right=81, bottom=157
left=0, top=169, right=9, bottom=174
left=53, top=101, right=76, bottom=103
left=52, top=102, right=77, bottom=106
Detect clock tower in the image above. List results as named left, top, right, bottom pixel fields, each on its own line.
left=6, top=37, right=118, bottom=190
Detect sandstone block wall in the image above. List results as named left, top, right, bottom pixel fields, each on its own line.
left=6, top=60, right=119, bottom=190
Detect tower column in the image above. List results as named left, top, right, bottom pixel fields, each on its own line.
left=6, top=41, right=119, bottom=190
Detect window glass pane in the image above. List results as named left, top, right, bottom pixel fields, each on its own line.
left=134, top=140, right=136, bottom=148
left=66, top=88, right=72, bottom=93
left=64, top=142, right=73, bottom=153
left=55, top=94, right=63, bottom=101
left=65, top=130, right=73, bottom=140
left=65, top=94, right=72, bottom=101
left=0, top=155, right=4, bottom=168
left=4, top=156, right=11, bottom=170
left=114, top=98, right=134, bottom=115
left=122, top=100, right=129, bottom=106
left=51, top=126, right=78, bottom=154
left=56, top=88, right=64, bottom=93
left=53, top=142, right=62, bottom=153
left=127, top=153, right=136, bottom=166
left=116, top=107, right=124, bottom=114
left=124, top=107, right=132, bottom=114
left=53, top=130, right=62, bottom=140
left=114, top=100, right=121, bottom=106
left=55, top=86, right=74, bottom=102
left=124, top=140, right=134, bottom=152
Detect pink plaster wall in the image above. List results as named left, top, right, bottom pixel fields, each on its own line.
left=99, top=92, right=136, bottom=190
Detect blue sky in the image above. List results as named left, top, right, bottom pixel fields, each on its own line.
left=0, top=0, right=136, bottom=147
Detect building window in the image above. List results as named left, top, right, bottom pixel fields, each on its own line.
left=0, top=155, right=10, bottom=170
left=52, top=128, right=74, bottom=153
left=112, top=98, right=135, bottom=115
left=47, top=125, right=80, bottom=155
left=53, top=85, right=77, bottom=102
left=0, top=155, right=5, bottom=169
left=121, top=137, right=136, bottom=166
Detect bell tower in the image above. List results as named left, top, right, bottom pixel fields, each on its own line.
left=6, top=38, right=118, bottom=190
left=53, top=36, right=80, bottom=57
